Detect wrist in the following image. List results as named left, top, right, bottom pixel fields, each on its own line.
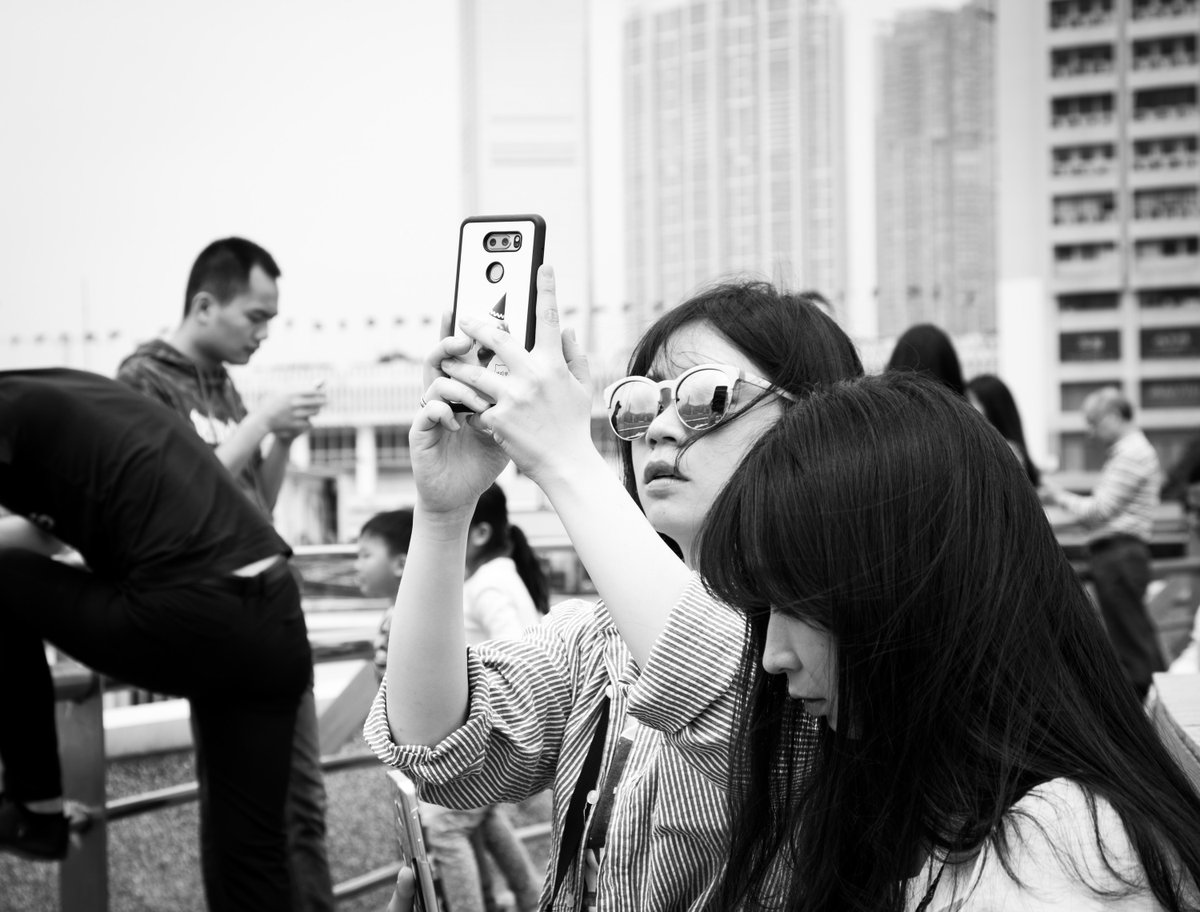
left=536, top=445, right=614, bottom=498
left=413, top=501, right=476, bottom=542
left=244, top=411, right=274, bottom=440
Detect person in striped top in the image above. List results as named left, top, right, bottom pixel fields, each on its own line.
left=1041, top=386, right=1166, bottom=699
left=365, top=266, right=863, bottom=911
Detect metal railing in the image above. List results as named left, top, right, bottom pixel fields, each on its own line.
left=50, top=639, right=406, bottom=909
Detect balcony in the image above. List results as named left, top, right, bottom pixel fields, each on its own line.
left=1130, top=0, right=1200, bottom=28
left=1047, top=4, right=1118, bottom=47
left=1133, top=242, right=1200, bottom=284
left=1052, top=264, right=1123, bottom=294
left=1133, top=190, right=1200, bottom=223
left=1131, top=35, right=1198, bottom=76
left=1049, top=109, right=1118, bottom=143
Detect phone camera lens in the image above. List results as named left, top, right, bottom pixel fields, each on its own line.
left=501, top=237, right=510, bottom=248
left=488, top=237, right=497, bottom=248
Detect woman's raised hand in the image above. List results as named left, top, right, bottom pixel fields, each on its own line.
left=410, top=318, right=511, bottom=515
left=437, top=265, right=595, bottom=486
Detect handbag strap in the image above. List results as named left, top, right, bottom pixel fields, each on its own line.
left=551, top=697, right=611, bottom=907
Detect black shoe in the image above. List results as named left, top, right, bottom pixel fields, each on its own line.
left=0, top=794, right=68, bottom=861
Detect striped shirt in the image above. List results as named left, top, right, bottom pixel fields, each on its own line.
left=363, top=575, right=747, bottom=911
left=1056, top=429, right=1162, bottom=545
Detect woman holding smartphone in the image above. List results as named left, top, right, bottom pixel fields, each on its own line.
left=365, top=266, right=862, bottom=910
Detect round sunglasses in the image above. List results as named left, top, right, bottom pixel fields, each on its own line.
left=603, top=362, right=799, bottom=441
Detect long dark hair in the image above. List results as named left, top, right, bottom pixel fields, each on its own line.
left=885, top=323, right=966, bottom=397
left=967, top=373, right=1041, bottom=486
left=471, top=483, right=549, bottom=615
left=617, top=282, right=865, bottom=509
left=697, top=373, right=1200, bottom=911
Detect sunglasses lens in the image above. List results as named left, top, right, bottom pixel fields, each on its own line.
left=676, top=368, right=731, bottom=430
left=609, top=380, right=662, bottom=440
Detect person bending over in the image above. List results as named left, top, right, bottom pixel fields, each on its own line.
left=0, top=369, right=311, bottom=912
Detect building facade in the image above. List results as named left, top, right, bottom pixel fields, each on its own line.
left=997, top=0, right=1200, bottom=473
left=876, top=1, right=997, bottom=338
left=622, top=0, right=847, bottom=334
left=458, top=0, right=602, bottom=347
left=235, top=358, right=628, bottom=544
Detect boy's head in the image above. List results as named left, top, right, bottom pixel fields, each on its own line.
left=355, top=509, right=414, bottom=598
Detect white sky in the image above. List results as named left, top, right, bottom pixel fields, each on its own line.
left=0, top=0, right=972, bottom=372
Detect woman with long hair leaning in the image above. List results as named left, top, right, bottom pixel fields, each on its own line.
left=695, top=372, right=1200, bottom=911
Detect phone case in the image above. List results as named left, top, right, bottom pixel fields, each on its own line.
left=450, top=214, right=546, bottom=376
left=386, top=770, right=440, bottom=912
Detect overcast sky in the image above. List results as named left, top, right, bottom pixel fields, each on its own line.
left=0, top=0, right=971, bottom=372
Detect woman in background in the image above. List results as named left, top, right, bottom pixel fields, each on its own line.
left=967, top=373, right=1041, bottom=486
left=885, top=323, right=965, bottom=397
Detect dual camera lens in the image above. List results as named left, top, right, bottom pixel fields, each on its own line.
left=484, top=232, right=522, bottom=251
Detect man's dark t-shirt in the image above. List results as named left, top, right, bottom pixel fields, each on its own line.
left=0, top=368, right=287, bottom=586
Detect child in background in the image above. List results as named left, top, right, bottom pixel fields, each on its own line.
left=357, top=497, right=544, bottom=912
left=354, top=510, right=414, bottom=680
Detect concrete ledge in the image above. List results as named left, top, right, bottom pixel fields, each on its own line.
left=103, top=659, right=375, bottom=759
left=1151, top=672, right=1200, bottom=792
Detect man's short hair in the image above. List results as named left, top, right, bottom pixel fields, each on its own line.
left=184, top=237, right=281, bottom=317
left=1085, top=386, right=1133, bottom=422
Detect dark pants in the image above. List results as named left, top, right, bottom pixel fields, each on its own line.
left=0, top=549, right=311, bottom=912
left=1089, top=535, right=1165, bottom=700
left=193, top=683, right=335, bottom=912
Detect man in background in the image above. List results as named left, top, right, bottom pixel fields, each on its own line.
left=1042, top=386, right=1166, bottom=700
left=118, top=237, right=334, bottom=910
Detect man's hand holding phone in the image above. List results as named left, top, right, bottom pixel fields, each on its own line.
left=253, top=385, right=327, bottom=442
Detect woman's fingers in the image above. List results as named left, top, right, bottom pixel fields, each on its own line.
left=530, top=265, right=563, bottom=359
left=561, top=327, right=590, bottom=387
left=385, top=865, right=416, bottom=912
left=422, top=376, right=496, bottom=415
left=455, top=265, right=561, bottom=374
left=438, top=357, right=506, bottom=404
left=422, top=331, right=474, bottom=386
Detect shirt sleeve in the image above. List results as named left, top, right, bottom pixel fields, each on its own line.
left=1056, top=447, right=1145, bottom=526
left=115, top=362, right=173, bottom=407
left=625, top=574, right=746, bottom=788
left=963, top=781, right=1153, bottom=911
left=362, top=599, right=598, bottom=808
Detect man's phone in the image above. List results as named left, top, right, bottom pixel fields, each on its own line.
left=450, top=214, right=546, bottom=378
left=386, top=770, right=440, bottom=912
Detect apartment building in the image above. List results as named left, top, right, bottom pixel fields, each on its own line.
left=623, top=0, right=847, bottom=333
left=876, top=1, right=997, bottom=338
left=998, top=0, right=1200, bottom=471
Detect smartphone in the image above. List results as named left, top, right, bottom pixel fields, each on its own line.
left=386, top=770, right=440, bottom=912
left=450, top=214, right=547, bottom=378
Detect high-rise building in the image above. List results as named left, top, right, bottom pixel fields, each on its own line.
left=458, top=0, right=598, bottom=345
left=622, top=0, right=847, bottom=334
left=876, top=1, right=996, bottom=338
left=996, top=0, right=1200, bottom=473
